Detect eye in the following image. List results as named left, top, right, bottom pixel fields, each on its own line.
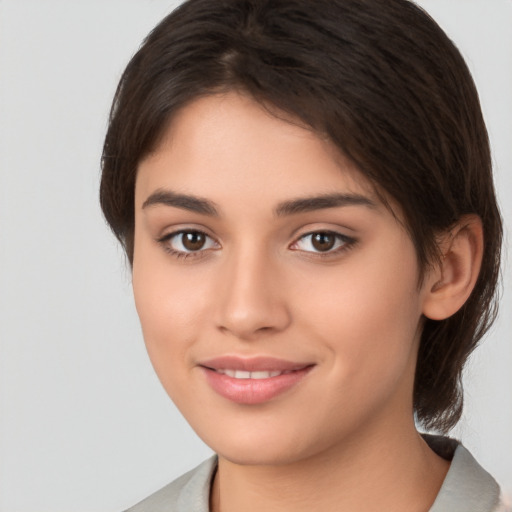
left=291, top=231, right=355, bottom=254
left=159, top=230, right=219, bottom=256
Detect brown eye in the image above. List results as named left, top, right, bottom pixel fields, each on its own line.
left=311, top=232, right=336, bottom=252
left=182, top=231, right=206, bottom=251
left=291, top=231, right=355, bottom=255
left=161, top=230, right=218, bottom=255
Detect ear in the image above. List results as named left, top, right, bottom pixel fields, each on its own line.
left=422, top=214, right=484, bottom=321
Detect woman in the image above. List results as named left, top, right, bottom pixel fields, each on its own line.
left=100, top=0, right=505, bottom=510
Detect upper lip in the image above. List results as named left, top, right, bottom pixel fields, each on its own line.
left=198, top=355, right=314, bottom=372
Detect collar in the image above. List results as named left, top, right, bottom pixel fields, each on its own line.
left=130, top=436, right=502, bottom=511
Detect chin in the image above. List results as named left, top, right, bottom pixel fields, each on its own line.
left=196, top=421, right=328, bottom=467
left=217, top=444, right=309, bottom=467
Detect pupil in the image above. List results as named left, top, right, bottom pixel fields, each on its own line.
left=183, top=232, right=205, bottom=251
left=312, top=232, right=335, bottom=251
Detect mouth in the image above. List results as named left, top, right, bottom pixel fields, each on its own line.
left=198, top=356, right=315, bottom=405
left=213, top=369, right=293, bottom=379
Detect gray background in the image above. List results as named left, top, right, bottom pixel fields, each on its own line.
left=0, top=1, right=510, bottom=511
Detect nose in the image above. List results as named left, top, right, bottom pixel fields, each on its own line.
left=214, top=247, right=292, bottom=340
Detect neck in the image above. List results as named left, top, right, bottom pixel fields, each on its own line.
left=210, top=419, right=449, bottom=512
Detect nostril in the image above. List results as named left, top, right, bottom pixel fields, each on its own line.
left=213, top=263, right=292, bottom=337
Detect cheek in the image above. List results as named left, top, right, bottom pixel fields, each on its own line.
left=131, top=248, right=212, bottom=388
left=295, top=240, right=423, bottom=387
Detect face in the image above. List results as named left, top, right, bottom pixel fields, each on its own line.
left=133, top=92, right=431, bottom=466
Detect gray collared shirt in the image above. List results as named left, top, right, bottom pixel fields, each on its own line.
left=126, top=437, right=506, bottom=512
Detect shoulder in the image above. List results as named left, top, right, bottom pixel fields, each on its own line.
left=124, top=456, right=218, bottom=512
left=495, top=501, right=512, bottom=512
left=425, top=435, right=507, bottom=512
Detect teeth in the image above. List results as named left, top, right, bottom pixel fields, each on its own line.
left=218, top=369, right=284, bottom=379
left=251, top=370, right=283, bottom=379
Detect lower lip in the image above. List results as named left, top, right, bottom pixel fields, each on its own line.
left=201, top=367, right=313, bottom=405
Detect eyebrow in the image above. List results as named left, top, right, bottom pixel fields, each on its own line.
left=142, top=189, right=376, bottom=217
left=142, top=189, right=219, bottom=216
left=274, top=193, right=376, bottom=216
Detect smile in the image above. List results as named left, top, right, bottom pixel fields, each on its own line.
left=214, top=369, right=291, bottom=379
left=199, top=356, right=314, bottom=405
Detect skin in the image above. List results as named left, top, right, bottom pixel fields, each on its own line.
left=131, top=92, right=483, bottom=512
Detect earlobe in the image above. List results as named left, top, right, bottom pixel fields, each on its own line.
left=422, top=215, right=484, bottom=321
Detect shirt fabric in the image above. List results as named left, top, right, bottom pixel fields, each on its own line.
left=125, top=435, right=507, bottom=512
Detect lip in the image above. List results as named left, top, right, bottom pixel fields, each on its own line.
left=200, top=355, right=312, bottom=372
left=198, top=355, right=315, bottom=405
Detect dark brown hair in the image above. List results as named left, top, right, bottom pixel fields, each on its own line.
left=100, top=0, right=502, bottom=432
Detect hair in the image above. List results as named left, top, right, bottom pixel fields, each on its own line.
left=100, top=0, right=502, bottom=432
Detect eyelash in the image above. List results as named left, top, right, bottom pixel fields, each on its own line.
left=290, top=231, right=357, bottom=258
left=157, top=230, right=357, bottom=261
left=157, top=230, right=218, bottom=260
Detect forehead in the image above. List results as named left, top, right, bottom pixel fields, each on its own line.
left=136, top=92, right=383, bottom=209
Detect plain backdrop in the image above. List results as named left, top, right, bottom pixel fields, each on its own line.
left=0, top=1, right=510, bottom=511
